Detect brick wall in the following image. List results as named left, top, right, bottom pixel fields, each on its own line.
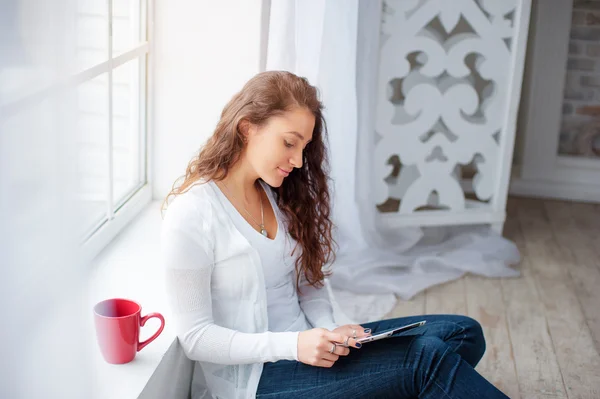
left=561, top=0, right=600, bottom=157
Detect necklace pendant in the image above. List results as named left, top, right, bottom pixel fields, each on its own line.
left=260, top=225, right=268, bottom=237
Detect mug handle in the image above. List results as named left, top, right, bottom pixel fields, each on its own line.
left=138, top=313, right=165, bottom=352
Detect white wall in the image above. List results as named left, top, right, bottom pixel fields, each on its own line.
left=153, top=0, right=265, bottom=199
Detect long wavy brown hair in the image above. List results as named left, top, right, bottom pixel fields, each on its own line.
left=162, top=71, right=335, bottom=290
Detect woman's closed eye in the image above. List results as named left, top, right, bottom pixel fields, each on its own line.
left=284, top=140, right=295, bottom=148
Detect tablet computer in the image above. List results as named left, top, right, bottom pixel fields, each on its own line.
left=356, top=320, right=427, bottom=344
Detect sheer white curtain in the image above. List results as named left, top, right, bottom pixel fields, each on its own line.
left=266, top=0, right=519, bottom=322
left=0, top=1, right=93, bottom=397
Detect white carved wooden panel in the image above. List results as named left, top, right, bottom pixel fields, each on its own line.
left=374, top=0, right=531, bottom=230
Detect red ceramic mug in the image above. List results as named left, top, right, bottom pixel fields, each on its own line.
left=93, top=298, right=165, bottom=364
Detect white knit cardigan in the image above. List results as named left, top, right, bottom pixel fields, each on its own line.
left=161, top=181, right=338, bottom=399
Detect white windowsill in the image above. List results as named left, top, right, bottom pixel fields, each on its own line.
left=87, top=199, right=178, bottom=399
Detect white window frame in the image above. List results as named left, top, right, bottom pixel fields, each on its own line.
left=80, top=0, right=155, bottom=262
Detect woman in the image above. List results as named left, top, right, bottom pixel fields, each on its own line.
left=161, top=71, right=508, bottom=399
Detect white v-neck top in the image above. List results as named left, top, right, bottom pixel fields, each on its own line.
left=160, top=179, right=338, bottom=399
left=211, top=180, right=311, bottom=333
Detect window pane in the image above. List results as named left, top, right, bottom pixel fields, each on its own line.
left=112, top=0, right=142, bottom=57
left=75, top=73, right=109, bottom=236
left=112, top=57, right=145, bottom=205
left=76, top=0, right=109, bottom=72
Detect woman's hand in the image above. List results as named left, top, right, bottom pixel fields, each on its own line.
left=297, top=328, right=361, bottom=368
left=332, top=324, right=372, bottom=341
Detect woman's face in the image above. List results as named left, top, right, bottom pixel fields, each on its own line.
left=244, top=106, right=315, bottom=187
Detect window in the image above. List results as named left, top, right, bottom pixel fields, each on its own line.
left=75, top=0, right=150, bottom=244
left=0, top=0, right=153, bottom=263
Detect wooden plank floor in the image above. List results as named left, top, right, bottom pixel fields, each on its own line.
left=385, top=197, right=600, bottom=399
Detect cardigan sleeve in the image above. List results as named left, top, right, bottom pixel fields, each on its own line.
left=161, top=194, right=299, bottom=365
left=297, top=273, right=339, bottom=331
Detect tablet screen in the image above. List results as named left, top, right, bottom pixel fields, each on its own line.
left=356, top=320, right=426, bottom=344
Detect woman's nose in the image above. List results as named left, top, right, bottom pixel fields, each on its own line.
left=290, top=149, right=303, bottom=168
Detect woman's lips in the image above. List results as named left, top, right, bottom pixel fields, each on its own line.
left=278, top=168, right=290, bottom=177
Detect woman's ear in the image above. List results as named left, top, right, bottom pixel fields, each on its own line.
left=239, top=119, right=257, bottom=142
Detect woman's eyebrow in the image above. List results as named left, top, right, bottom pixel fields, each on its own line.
left=286, top=131, right=311, bottom=142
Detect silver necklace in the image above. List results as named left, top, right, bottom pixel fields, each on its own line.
left=221, top=181, right=268, bottom=237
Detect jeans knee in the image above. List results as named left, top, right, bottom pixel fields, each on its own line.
left=408, top=336, right=451, bottom=390
left=416, top=335, right=450, bottom=355
left=460, top=316, right=486, bottom=363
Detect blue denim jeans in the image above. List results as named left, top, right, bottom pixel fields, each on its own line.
left=256, top=315, right=509, bottom=398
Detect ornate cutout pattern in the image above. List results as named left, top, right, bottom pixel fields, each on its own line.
left=375, top=0, right=518, bottom=214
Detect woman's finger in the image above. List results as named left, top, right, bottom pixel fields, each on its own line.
left=335, top=336, right=363, bottom=350
left=353, top=324, right=372, bottom=337
left=347, top=337, right=362, bottom=349
left=322, top=352, right=339, bottom=362
left=335, top=346, right=351, bottom=356
left=325, top=330, right=345, bottom=344
left=336, top=337, right=360, bottom=350
left=324, top=341, right=350, bottom=356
